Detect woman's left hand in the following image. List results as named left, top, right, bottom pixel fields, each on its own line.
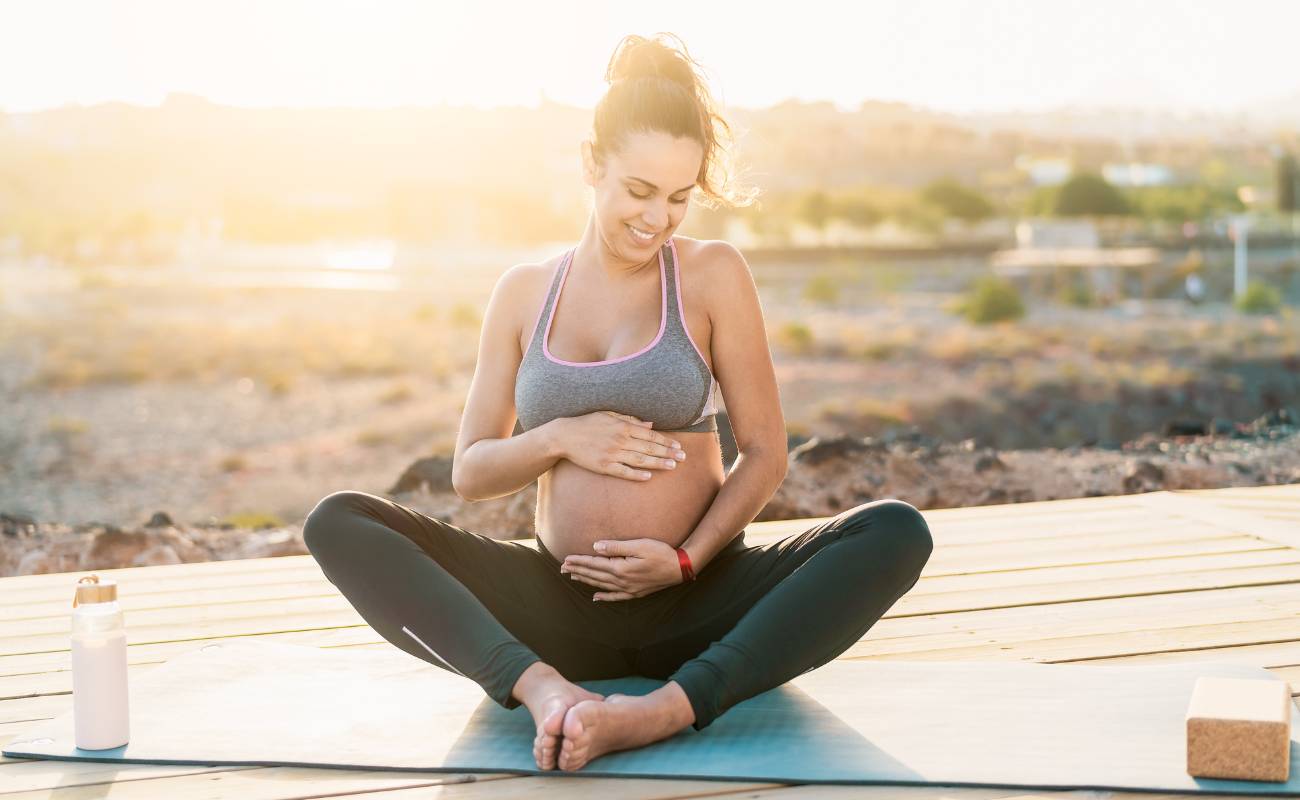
left=561, top=538, right=685, bottom=601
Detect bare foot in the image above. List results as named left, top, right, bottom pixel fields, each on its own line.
left=557, top=685, right=693, bottom=771
left=512, top=662, right=604, bottom=770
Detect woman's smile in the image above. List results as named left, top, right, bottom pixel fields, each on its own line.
left=626, top=223, right=658, bottom=244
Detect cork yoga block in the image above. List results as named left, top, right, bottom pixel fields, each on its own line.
left=1186, top=676, right=1293, bottom=782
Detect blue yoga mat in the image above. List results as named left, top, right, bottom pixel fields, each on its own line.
left=5, top=638, right=1298, bottom=793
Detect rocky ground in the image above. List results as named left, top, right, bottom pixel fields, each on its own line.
left=5, top=407, right=1295, bottom=578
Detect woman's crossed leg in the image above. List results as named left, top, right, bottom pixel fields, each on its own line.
left=301, top=490, right=634, bottom=770
left=551, top=498, right=934, bottom=769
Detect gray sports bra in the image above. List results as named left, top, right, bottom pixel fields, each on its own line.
left=515, top=237, right=719, bottom=434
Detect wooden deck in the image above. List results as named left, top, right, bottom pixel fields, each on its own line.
left=4, top=483, right=1300, bottom=798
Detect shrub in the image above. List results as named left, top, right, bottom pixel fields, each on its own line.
left=1235, top=282, right=1282, bottom=315
left=450, top=303, right=480, bottom=329
left=775, top=321, right=814, bottom=354
left=1054, top=173, right=1129, bottom=216
left=221, top=511, right=286, bottom=530
left=1057, top=279, right=1095, bottom=308
left=960, top=277, right=1025, bottom=324
left=920, top=178, right=994, bottom=222
left=802, top=274, right=839, bottom=306
left=219, top=454, right=248, bottom=472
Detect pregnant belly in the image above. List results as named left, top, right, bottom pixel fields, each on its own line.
left=536, top=430, right=726, bottom=563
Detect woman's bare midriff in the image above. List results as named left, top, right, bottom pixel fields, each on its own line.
left=536, top=429, right=725, bottom=562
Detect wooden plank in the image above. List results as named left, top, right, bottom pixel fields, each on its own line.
left=904, top=561, right=1300, bottom=616
left=0, top=566, right=330, bottom=613
left=8, top=580, right=344, bottom=626
left=1177, top=485, right=1300, bottom=501
left=0, top=556, right=329, bottom=593
left=1, top=601, right=368, bottom=657
left=1137, top=491, right=1300, bottom=551
left=859, top=582, right=1300, bottom=643
left=0, top=627, right=380, bottom=680
left=847, top=616, right=1300, bottom=665
left=919, top=536, right=1277, bottom=575
left=1079, top=639, right=1300, bottom=668
left=914, top=547, right=1299, bottom=595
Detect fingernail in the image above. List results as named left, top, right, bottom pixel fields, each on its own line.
left=674, top=451, right=685, bottom=460
left=594, top=542, right=605, bottom=552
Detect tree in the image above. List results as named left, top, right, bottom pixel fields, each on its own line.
left=796, top=190, right=832, bottom=231
left=832, top=194, right=883, bottom=227
left=960, top=276, right=1025, bottom=324
left=1054, top=172, right=1129, bottom=217
left=920, top=178, right=994, bottom=222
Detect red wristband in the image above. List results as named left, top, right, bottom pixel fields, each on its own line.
left=676, top=547, right=696, bottom=583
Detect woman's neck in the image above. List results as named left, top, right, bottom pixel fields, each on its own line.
left=573, top=217, right=659, bottom=283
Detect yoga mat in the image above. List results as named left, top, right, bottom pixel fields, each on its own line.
left=5, top=638, right=1299, bottom=793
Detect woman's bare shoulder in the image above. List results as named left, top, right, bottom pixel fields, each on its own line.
left=672, top=235, right=749, bottom=287
left=499, top=254, right=565, bottom=346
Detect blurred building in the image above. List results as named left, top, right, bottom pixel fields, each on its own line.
left=992, top=219, right=1162, bottom=301
left=1014, top=156, right=1072, bottom=186
left=1102, top=162, right=1173, bottom=187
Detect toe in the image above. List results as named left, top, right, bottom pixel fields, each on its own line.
left=561, top=705, right=587, bottom=741
left=543, top=707, right=565, bottom=737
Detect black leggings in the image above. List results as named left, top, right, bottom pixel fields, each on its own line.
left=302, top=491, right=933, bottom=731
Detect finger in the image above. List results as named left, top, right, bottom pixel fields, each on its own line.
left=568, top=569, right=623, bottom=591
left=594, top=592, right=635, bottom=601
left=564, top=563, right=622, bottom=583
left=564, top=563, right=620, bottom=582
left=563, top=555, right=618, bottom=570
left=616, top=449, right=675, bottom=472
left=593, top=539, right=644, bottom=557
left=567, top=555, right=629, bottom=578
left=610, top=412, right=652, bottom=427
left=623, top=427, right=682, bottom=457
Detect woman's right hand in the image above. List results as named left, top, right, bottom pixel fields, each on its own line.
left=557, top=411, right=687, bottom=481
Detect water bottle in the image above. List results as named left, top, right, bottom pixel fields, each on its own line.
left=70, top=574, right=129, bottom=750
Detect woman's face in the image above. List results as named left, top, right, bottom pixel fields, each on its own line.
left=582, top=130, right=704, bottom=262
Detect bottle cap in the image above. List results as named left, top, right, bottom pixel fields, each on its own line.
left=72, top=574, right=118, bottom=607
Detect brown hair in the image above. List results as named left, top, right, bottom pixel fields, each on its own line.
left=591, top=33, right=758, bottom=210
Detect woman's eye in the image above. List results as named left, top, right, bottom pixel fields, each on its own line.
left=628, top=189, right=688, bottom=205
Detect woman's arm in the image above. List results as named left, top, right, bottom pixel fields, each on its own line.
left=454, top=419, right=568, bottom=502
left=679, top=241, right=788, bottom=569
left=451, top=264, right=563, bottom=502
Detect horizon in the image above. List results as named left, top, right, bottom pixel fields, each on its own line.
left=4, top=0, right=1300, bottom=117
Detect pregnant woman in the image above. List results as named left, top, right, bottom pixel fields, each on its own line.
left=303, top=32, right=933, bottom=772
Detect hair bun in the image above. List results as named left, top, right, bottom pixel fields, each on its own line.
left=605, top=33, right=698, bottom=94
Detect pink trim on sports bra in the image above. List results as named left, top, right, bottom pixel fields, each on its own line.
left=669, top=237, right=716, bottom=383
left=542, top=245, right=668, bottom=367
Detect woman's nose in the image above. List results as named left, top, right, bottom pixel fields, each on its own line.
left=643, top=207, right=669, bottom=230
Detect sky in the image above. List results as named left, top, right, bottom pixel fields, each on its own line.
left=2, top=0, right=1298, bottom=115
